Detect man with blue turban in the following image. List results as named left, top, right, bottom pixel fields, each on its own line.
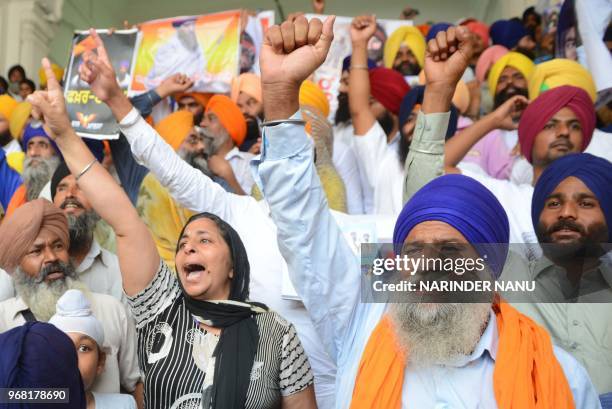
left=0, top=321, right=85, bottom=409
left=511, top=153, right=612, bottom=395
left=253, top=18, right=600, bottom=408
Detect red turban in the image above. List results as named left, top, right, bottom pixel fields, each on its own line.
left=461, top=19, right=490, bottom=47
left=369, top=68, right=411, bottom=115
left=0, top=199, right=69, bottom=273
left=518, top=86, right=595, bottom=164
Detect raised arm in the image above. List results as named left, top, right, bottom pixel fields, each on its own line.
left=27, top=56, right=159, bottom=296
left=348, top=15, right=377, bottom=135
left=79, top=30, right=247, bottom=221
left=110, top=74, right=194, bottom=204
left=443, top=94, right=528, bottom=172
left=403, top=26, right=475, bottom=202
left=254, top=15, right=361, bottom=363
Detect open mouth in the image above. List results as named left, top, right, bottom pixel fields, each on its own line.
left=183, top=263, right=206, bottom=282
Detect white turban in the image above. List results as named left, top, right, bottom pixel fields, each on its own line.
left=49, top=290, right=104, bottom=347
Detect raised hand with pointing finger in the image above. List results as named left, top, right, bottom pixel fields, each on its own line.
left=26, top=58, right=71, bottom=139
left=259, top=15, right=335, bottom=120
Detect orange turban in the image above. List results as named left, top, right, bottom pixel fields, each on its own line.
left=231, top=73, right=262, bottom=103
left=0, top=199, right=69, bottom=274
left=0, top=94, right=18, bottom=121
left=299, top=80, right=330, bottom=117
left=174, top=92, right=212, bottom=110
left=9, top=102, right=32, bottom=139
left=205, top=95, right=247, bottom=146
left=155, top=110, right=194, bottom=151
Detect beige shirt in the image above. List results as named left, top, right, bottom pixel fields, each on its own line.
left=0, top=292, right=140, bottom=394
left=511, top=257, right=612, bottom=394
left=76, top=240, right=125, bottom=304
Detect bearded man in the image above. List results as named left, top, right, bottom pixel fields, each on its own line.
left=0, top=199, right=141, bottom=401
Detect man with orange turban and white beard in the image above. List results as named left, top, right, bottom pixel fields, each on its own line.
left=201, top=95, right=253, bottom=195
left=0, top=199, right=142, bottom=404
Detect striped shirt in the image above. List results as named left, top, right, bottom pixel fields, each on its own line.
left=127, top=262, right=314, bottom=409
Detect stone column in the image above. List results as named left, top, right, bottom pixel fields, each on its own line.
left=0, top=0, right=63, bottom=85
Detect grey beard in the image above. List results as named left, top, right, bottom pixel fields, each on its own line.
left=66, top=210, right=100, bottom=255
left=22, top=155, right=60, bottom=201
left=202, top=128, right=229, bottom=155
left=13, top=261, right=88, bottom=322
left=388, top=302, right=491, bottom=368
left=178, top=148, right=213, bottom=177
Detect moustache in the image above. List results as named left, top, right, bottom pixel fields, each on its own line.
left=35, top=261, right=72, bottom=284
left=60, top=198, right=84, bottom=210
left=547, top=219, right=586, bottom=236
left=549, top=138, right=574, bottom=150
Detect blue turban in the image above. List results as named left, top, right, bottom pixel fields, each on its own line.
left=393, top=174, right=510, bottom=277
left=532, top=153, right=612, bottom=241
left=426, top=23, right=453, bottom=42
left=490, top=19, right=528, bottom=49
left=21, top=123, right=104, bottom=162
left=0, top=322, right=85, bottom=409
left=21, top=123, right=58, bottom=154
left=341, top=55, right=377, bottom=72
left=398, top=85, right=458, bottom=139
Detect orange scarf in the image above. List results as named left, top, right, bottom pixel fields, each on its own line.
left=350, top=302, right=575, bottom=409
left=5, top=184, right=27, bottom=218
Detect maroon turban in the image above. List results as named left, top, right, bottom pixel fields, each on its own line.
left=0, top=199, right=69, bottom=273
left=369, top=67, right=411, bottom=115
left=518, top=85, right=595, bottom=164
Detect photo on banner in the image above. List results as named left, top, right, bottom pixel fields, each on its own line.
left=304, top=14, right=413, bottom=119
left=64, top=29, right=138, bottom=139
left=240, top=10, right=274, bottom=75
left=131, top=11, right=241, bottom=95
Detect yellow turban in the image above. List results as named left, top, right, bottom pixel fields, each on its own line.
left=384, top=26, right=426, bottom=69
left=155, top=111, right=194, bottom=151
left=9, top=102, right=32, bottom=140
left=299, top=80, right=330, bottom=118
left=487, top=52, right=535, bottom=97
left=528, top=58, right=597, bottom=102
left=231, top=73, right=262, bottom=103
left=39, top=63, right=64, bottom=87
left=0, top=95, right=18, bottom=122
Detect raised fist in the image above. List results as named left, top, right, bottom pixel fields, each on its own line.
left=350, top=15, right=377, bottom=45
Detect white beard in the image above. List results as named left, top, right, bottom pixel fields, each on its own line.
left=14, top=268, right=90, bottom=322
left=388, top=302, right=491, bottom=368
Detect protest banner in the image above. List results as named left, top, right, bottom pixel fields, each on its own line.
left=131, top=11, right=241, bottom=94
left=240, top=10, right=274, bottom=75
left=304, top=14, right=413, bottom=119
left=64, top=29, right=138, bottom=139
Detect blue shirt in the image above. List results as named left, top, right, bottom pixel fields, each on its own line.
left=252, top=112, right=601, bottom=409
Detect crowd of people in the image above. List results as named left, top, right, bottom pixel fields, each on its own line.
left=0, top=1, right=611, bottom=408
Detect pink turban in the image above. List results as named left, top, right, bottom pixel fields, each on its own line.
left=475, top=45, right=509, bottom=83
left=518, top=86, right=595, bottom=164
left=0, top=199, right=69, bottom=273
left=369, top=68, right=411, bottom=115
